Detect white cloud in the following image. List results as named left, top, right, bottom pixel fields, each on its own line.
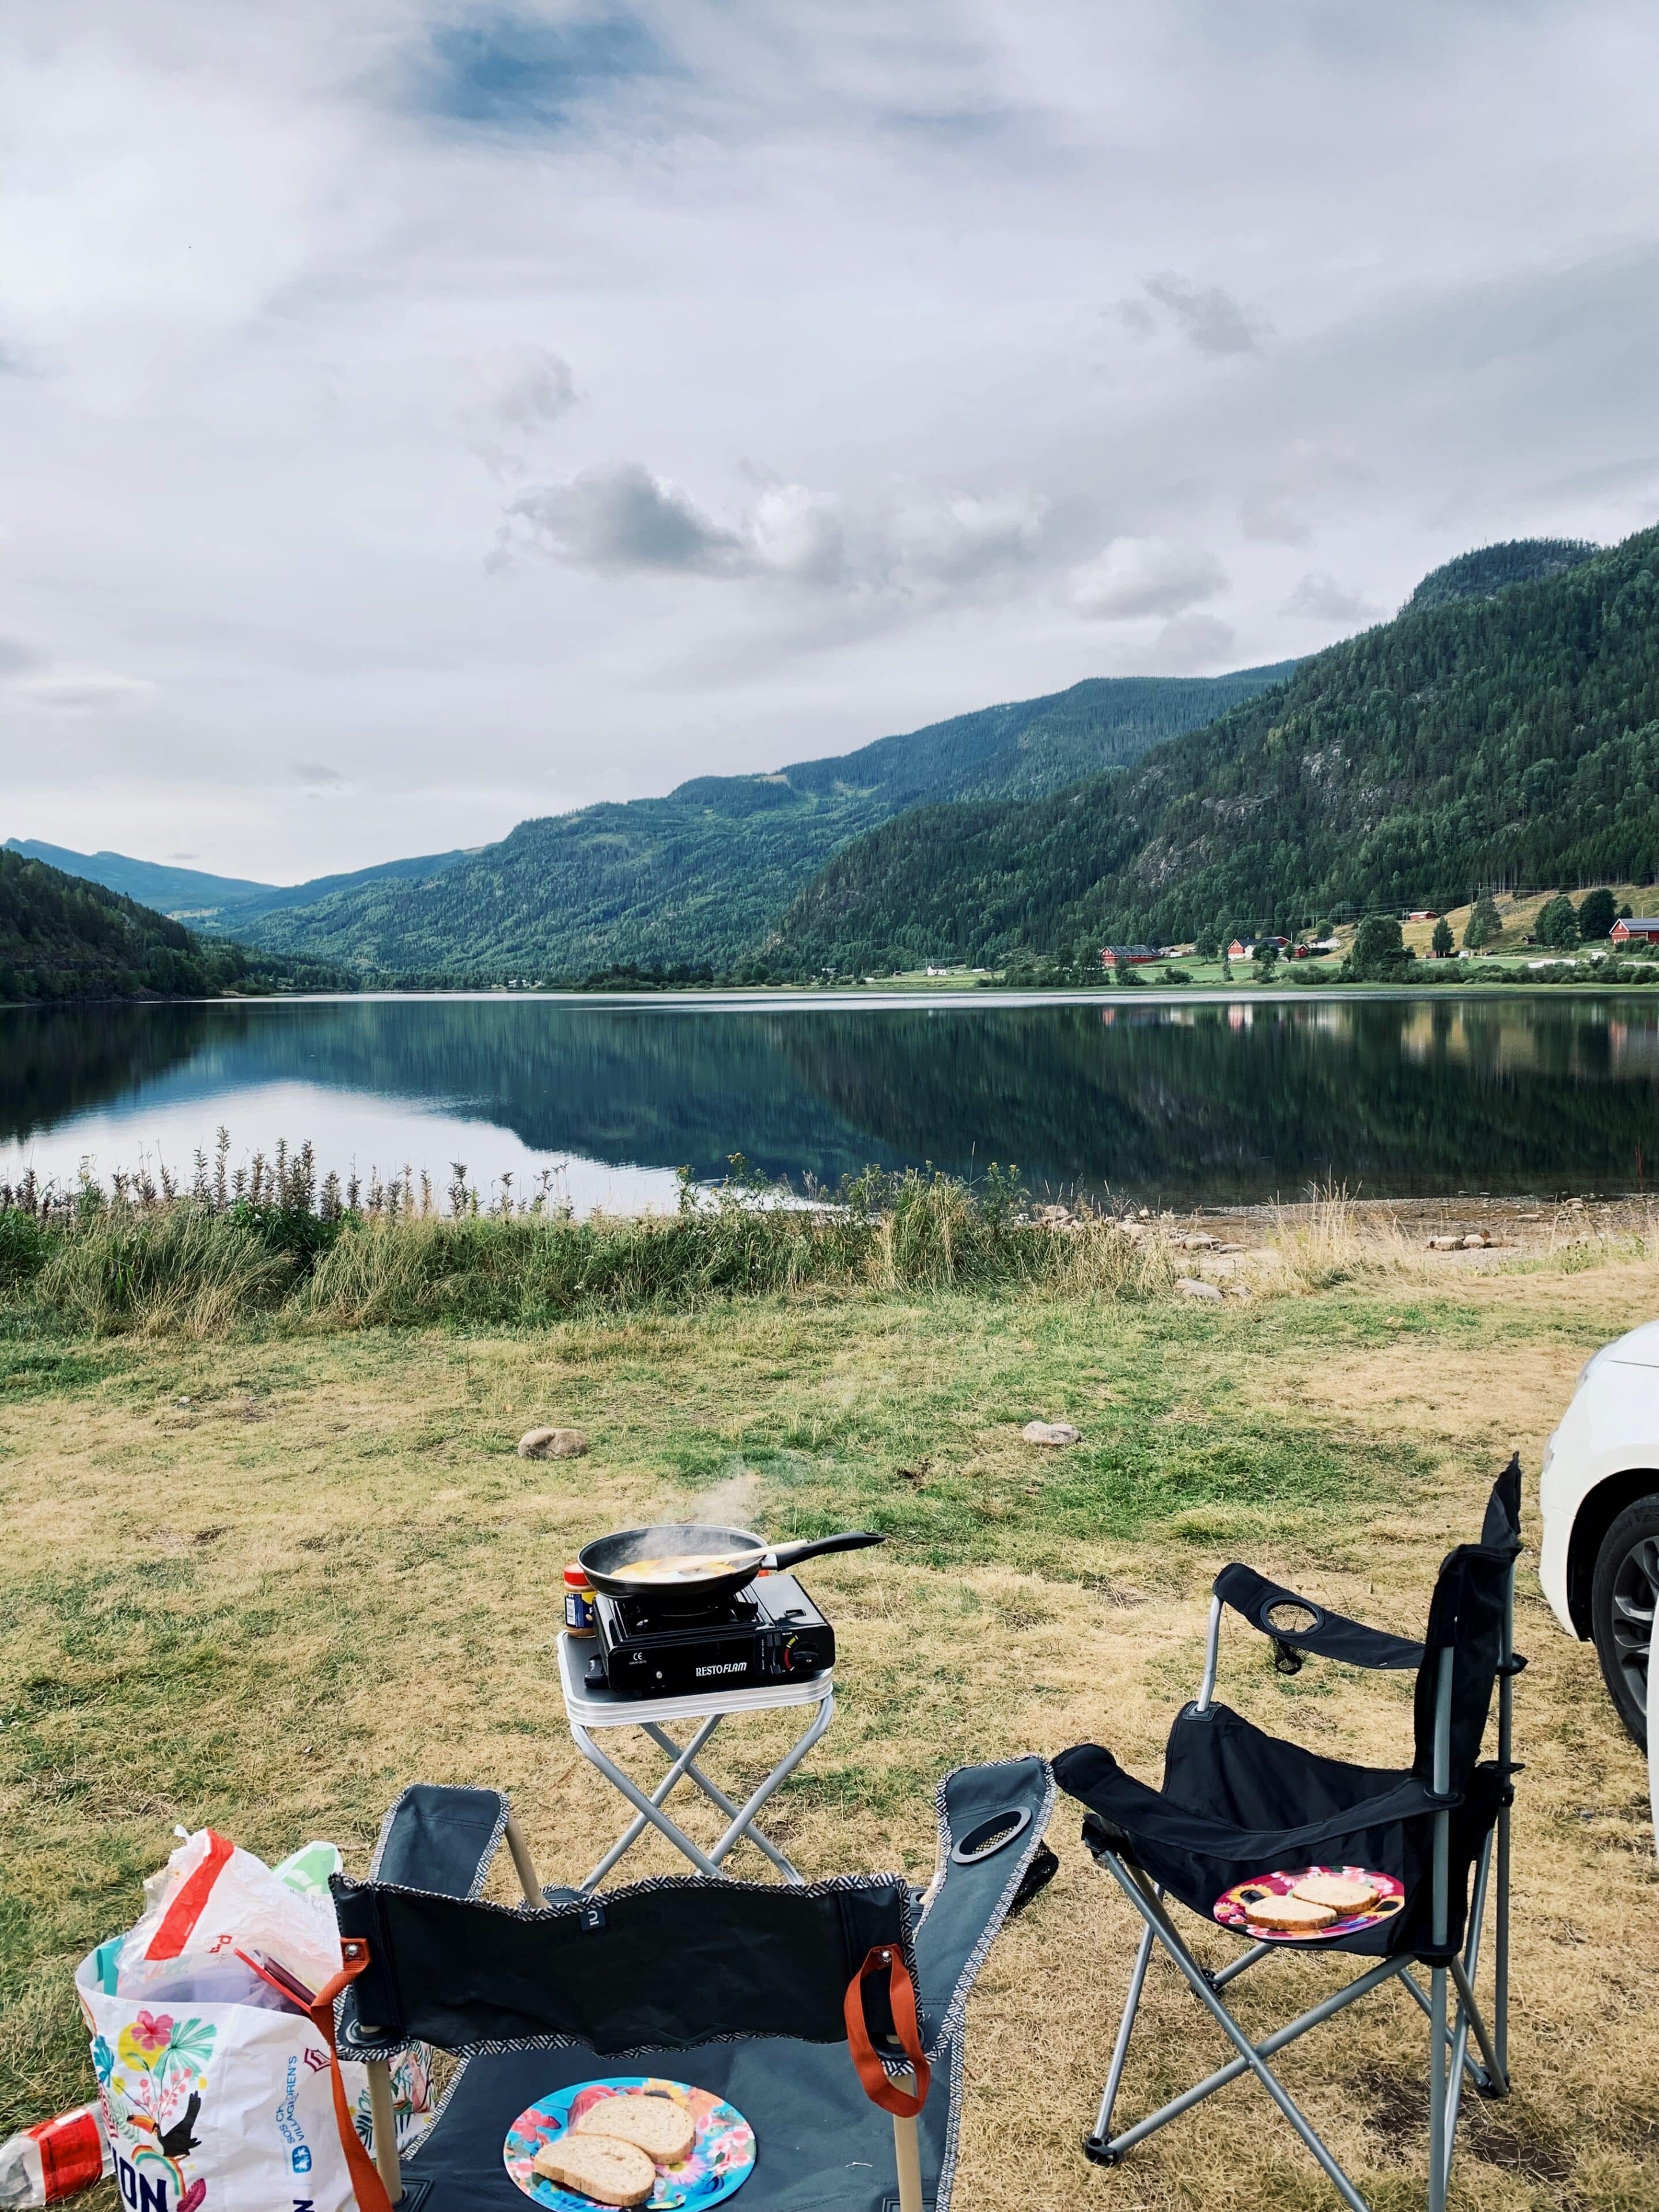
left=1122, top=274, right=1266, bottom=356
left=505, top=463, right=748, bottom=574
left=1282, top=570, right=1382, bottom=623
left=1153, top=611, right=1237, bottom=669
left=11, top=668, right=154, bottom=710
left=486, top=347, right=580, bottom=435
left=1068, top=538, right=1229, bottom=620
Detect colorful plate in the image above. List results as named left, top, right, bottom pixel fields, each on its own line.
left=1214, top=1864, right=1406, bottom=1941
left=504, top=2078, right=756, bottom=2210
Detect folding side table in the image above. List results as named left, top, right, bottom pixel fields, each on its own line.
left=556, top=1631, right=835, bottom=1891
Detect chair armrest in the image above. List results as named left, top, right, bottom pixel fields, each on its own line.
left=1056, top=1742, right=1451, bottom=1862
left=369, top=1783, right=509, bottom=1899
left=912, top=1756, right=1054, bottom=2055
left=1214, top=1563, right=1423, bottom=1673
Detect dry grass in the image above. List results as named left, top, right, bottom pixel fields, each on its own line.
left=2, top=1254, right=1657, bottom=2210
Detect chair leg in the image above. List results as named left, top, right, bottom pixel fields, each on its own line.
left=1100, top=1857, right=1377, bottom=2212
left=1427, top=1965, right=1449, bottom=2212
left=1086, top=1914, right=1157, bottom=2160
left=366, top=2057, right=402, bottom=2203
left=891, top=2075, right=923, bottom=2212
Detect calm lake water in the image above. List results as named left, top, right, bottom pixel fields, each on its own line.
left=3, top=991, right=1658, bottom=1210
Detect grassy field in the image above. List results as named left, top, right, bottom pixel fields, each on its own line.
left=2, top=1226, right=1657, bottom=2210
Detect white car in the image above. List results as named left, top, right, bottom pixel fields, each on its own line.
left=1540, top=1317, right=1659, bottom=1743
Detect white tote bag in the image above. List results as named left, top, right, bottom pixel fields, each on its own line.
left=77, top=1828, right=429, bottom=2212
left=78, top=1952, right=361, bottom=2212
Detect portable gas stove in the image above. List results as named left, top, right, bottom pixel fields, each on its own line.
left=583, top=1571, right=835, bottom=1699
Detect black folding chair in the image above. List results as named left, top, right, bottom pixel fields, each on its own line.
left=1054, top=1457, right=1522, bottom=2212
left=330, top=1755, right=1054, bottom=2212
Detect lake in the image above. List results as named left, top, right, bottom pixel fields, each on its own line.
left=3, top=990, right=1658, bottom=1211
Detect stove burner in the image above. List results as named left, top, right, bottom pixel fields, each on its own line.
left=608, top=1589, right=762, bottom=1637
left=585, top=1573, right=834, bottom=1698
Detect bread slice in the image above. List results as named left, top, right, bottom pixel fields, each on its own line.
left=532, top=2134, right=656, bottom=2206
left=1291, top=1871, right=1378, bottom=1915
left=573, top=2094, right=696, bottom=2166
left=1243, top=1891, right=1338, bottom=1933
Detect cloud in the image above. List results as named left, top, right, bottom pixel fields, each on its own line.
left=1119, top=274, right=1267, bottom=356
left=506, top=463, right=747, bottom=574
left=1153, top=612, right=1238, bottom=670
left=168, top=851, right=199, bottom=861
left=1238, top=494, right=1313, bottom=545
left=502, top=468, right=1050, bottom=597
left=1067, top=538, right=1229, bottom=620
left=0, top=635, right=40, bottom=674
left=1282, top=571, right=1382, bottom=623
left=13, top=669, right=153, bottom=710
left=292, top=760, right=351, bottom=791
left=488, top=347, right=579, bottom=433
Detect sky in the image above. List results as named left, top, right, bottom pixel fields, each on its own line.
left=2, top=2, right=1656, bottom=884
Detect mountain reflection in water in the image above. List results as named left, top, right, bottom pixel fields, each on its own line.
left=2, top=993, right=1656, bottom=1207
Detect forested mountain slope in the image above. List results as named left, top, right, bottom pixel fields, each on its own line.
left=775, top=525, right=1659, bottom=971
left=1404, top=537, right=1600, bottom=611
left=0, top=850, right=338, bottom=1003
left=2, top=838, right=474, bottom=925
left=236, top=664, right=1293, bottom=977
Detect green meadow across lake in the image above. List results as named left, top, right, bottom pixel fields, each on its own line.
left=4, top=990, right=1659, bottom=1210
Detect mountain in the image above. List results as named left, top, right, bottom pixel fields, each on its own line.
left=2, top=840, right=274, bottom=915
left=1, top=839, right=474, bottom=925
left=774, top=525, right=1659, bottom=970
left=0, top=849, right=343, bottom=1005
left=234, top=664, right=1296, bottom=978
left=1404, top=537, right=1600, bottom=612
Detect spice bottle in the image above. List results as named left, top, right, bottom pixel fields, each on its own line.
left=563, top=1564, right=597, bottom=1634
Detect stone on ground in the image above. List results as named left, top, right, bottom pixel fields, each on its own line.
left=517, top=1426, right=590, bottom=1460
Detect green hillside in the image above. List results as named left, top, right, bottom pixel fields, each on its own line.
left=0, top=850, right=344, bottom=1005
left=236, top=665, right=1294, bottom=978
left=775, top=525, right=1659, bottom=971
left=2, top=838, right=474, bottom=925
left=1404, top=537, right=1600, bottom=612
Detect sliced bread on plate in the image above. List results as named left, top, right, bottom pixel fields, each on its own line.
left=573, top=2093, right=696, bottom=2165
left=532, top=2134, right=656, bottom=2206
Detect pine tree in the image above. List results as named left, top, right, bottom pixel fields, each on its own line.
left=1431, top=916, right=1455, bottom=958
left=1464, top=896, right=1502, bottom=950
left=1578, top=887, right=1617, bottom=941
left=1535, top=894, right=1579, bottom=949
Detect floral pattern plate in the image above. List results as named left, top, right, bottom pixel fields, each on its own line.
left=1214, top=1864, right=1406, bottom=1941
left=504, top=2078, right=756, bottom=2210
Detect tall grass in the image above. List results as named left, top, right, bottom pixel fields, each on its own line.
left=32, top=1207, right=298, bottom=1339
left=0, top=1144, right=1172, bottom=1337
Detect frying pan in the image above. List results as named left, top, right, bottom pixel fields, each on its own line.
left=578, top=1522, right=885, bottom=1606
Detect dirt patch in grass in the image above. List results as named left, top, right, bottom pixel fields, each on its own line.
left=2, top=1268, right=1658, bottom=2210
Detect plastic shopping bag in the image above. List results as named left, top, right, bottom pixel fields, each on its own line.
left=120, top=1830, right=342, bottom=1994
left=78, top=1831, right=431, bottom=2212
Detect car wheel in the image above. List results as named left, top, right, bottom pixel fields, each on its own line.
left=1590, top=1496, right=1659, bottom=1745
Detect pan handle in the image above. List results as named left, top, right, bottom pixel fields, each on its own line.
left=765, top=1531, right=887, bottom=1572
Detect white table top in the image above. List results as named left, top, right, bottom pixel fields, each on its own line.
left=557, top=1631, right=836, bottom=1729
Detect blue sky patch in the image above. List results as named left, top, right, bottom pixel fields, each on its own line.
left=419, top=9, right=662, bottom=129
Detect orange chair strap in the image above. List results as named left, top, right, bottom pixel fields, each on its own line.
left=843, top=1945, right=931, bottom=2118
left=307, top=1938, right=397, bottom=2212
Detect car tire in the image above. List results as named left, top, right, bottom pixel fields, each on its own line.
left=1590, top=1495, right=1659, bottom=1745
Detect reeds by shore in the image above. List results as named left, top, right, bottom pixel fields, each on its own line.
left=0, top=1137, right=1174, bottom=1337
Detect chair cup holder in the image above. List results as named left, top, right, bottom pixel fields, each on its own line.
left=950, top=1806, right=1032, bottom=1863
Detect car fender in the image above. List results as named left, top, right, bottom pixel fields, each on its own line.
left=1540, top=1357, right=1659, bottom=1636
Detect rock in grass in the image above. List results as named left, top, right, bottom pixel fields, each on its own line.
left=517, top=1427, right=589, bottom=1460
left=1022, top=1420, right=1081, bottom=1446
left=1173, top=1277, right=1224, bottom=1302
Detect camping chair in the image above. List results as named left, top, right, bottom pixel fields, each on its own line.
left=329, top=1755, right=1054, bottom=2212
left=1054, top=1456, right=1522, bottom=2212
